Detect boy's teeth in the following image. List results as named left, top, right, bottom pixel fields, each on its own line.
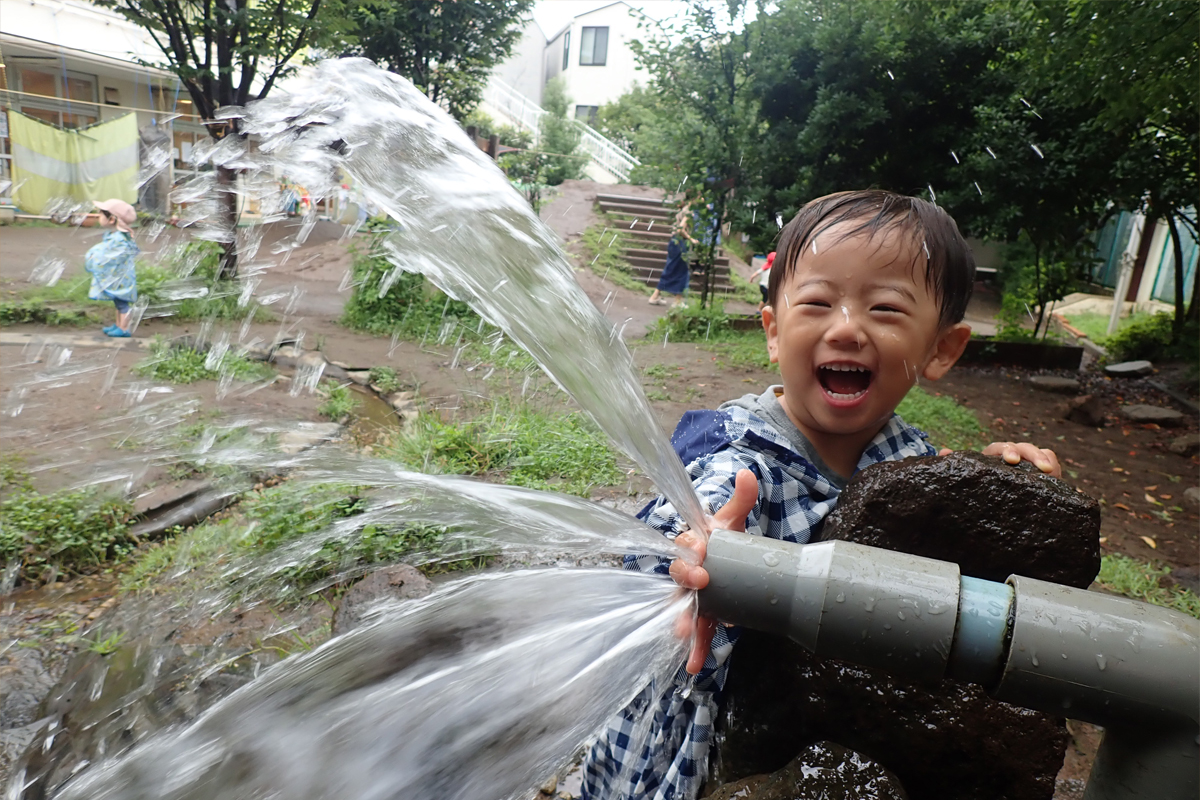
left=824, top=365, right=868, bottom=372
left=826, top=389, right=867, bottom=400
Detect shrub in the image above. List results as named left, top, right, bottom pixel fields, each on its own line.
left=645, top=299, right=773, bottom=371
left=1104, top=311, right=1197, bottom=364
left=0, top=486, right=135, bottom=584
left=341, top=244, right=478, bottom=336
left=0, top=302, right=89, bottom=327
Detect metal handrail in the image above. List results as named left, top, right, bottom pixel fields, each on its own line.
left=481, top=78, right=640, bottom=182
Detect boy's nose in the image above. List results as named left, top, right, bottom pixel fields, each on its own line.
left=823, top=305, right=865, bottom=346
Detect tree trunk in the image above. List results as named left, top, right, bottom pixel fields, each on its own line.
left=1164, top=211, right=1186, bottom=342
left=216, top=165, right=240, bottom=280
left=1124, top=211, right=1159, bottom=302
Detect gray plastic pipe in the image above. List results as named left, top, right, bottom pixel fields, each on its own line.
left=697, top=530, right=1200, bottom=800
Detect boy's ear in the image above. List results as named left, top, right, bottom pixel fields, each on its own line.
left=761, top=305, right=780, bottom=363
left=922, top=322, right=971, bottom=381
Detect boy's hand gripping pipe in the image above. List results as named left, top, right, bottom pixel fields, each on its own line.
left=696, top=530, right=1199, bottom=800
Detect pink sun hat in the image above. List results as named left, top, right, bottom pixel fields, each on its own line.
left=94, top=198, right=137, bottom=233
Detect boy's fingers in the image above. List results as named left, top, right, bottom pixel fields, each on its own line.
left=668, top=558, right=709, bottom=590
left=686, top=616, right=717, bottom=674
left=983, top=441, right=1061, bottom=477
left=710, top=469, right=759, bottom=534
left=937, top=448, right=953, bottom=456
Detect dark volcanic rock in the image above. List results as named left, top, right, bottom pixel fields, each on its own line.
left=332, top=564, right=434, bottom=636
left=714, top=635, right=1067, bottom=800
left=712, top=451, right=1095, bottom=800
left=821, top=450, right=1101, bottom=588
left=708, top=741, right=907, bottom=800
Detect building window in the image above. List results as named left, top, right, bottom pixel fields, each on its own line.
left=15, top=67, right=97, bottom=129
left=580, top=27, right=608, bottom=66
left=574, top=105, right=599, bottom=126
left=562, top=31, right=571, bottom=70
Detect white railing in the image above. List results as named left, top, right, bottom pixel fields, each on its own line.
left=481, top=78, right=640, bottom=183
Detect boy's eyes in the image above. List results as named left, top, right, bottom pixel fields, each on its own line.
left=871, top=304, right=903, bottom=313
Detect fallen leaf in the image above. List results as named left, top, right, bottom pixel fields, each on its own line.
left=1012, top=401, right=1021, bottom=406
left=1140, top=536, right=1157, bottom=549
left=1113, top=503, right=1132, bottom=511
left=1112, top=467, right=1124, bottom=473
left=1128, top=451, right=1137, bottom=456
left=1144, top=493, right=1161, bottom=505
left=1098, top=537, right=1108, bottom=544
left=1160, top=494, right=1173, bottom=500
left=1144, top=485, right=1158, bottom=491
left=1142, top=423, right=1161, bottom=430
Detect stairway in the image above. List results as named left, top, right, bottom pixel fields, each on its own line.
left=594, top=193, right=735, bottom=294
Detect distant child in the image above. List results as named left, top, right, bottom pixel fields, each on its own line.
left=756, top=250, right=775, bottom=312
left=582, top=190, right=1059, bottom=800
left=648, top=203, right=697, bottom=307
left=85, top=199, right=140, bottom=338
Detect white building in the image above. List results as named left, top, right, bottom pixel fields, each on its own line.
left=541, top=1, right=654, bottom=125
left=481, top=1, right=659, bottom=183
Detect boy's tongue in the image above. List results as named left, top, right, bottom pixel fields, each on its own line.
left=821, top=368, right=871, bottom=395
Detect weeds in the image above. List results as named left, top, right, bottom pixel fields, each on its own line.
left=121, top=482, right=482, bottom=596
left=386, top=398, right=622, bottom=496
left=643, top=363, right=677, bottom=380
left=580, top=219, right=647, bottom=294
left=1097, top=554, right=1200, bottom=618
left=318, top=380, right=360, bottom=422
left=0, top=486, right=135, bottom=585
left=133, top=337, right=273, bottom=384
left=368, top=366, right=404, bottom=394
left=895, top=386, right=988, bottom=452
left=86, top=631, right=127, bottom=655
left=0, top=301, right=90, bottom=327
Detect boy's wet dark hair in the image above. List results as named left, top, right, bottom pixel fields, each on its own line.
left=768, top=190, right=976, bottom=328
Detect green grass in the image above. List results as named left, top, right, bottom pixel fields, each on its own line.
left=643, top=363, right=677, bottom=380
left=1062, top=310, right=1159, bottom=346
left=896, top=386, right=989, bottom=452
left=342, top=242, right=479, bottom=336
left=120, top=482, right=481, bottom=595
left=1097, top=553, right=1200, bottom=618
left=647, top=299, right=774, bottom=371
left=133, top=337, right=274, bottom=384
left=317, top=380, right=360, bottom=422
left=385, top=398, right=623, bottom=496
left=0, top=482, right=135, bottom=585
left=580, top=218, right=649, bottom=295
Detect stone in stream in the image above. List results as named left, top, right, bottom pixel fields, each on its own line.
left=1118, top=404, right=1186, bottom=426
left=708, top=742, right=907, bottom=800
left=1026, top=375, right=1080, bottom=394
left=1063, top=394, right=1106, bottom=427
left=1184, top=487, right=1200, bottom=509
left=711, top=451, right=1096, bottom=800
left=1166, top=432, right=1200, bottom=457
left=346, top=369, right=372, bottom=386
left=1104, top=359, right=1153, bottom=377
left=0, top=649, right=58, bottom=781
left=331, top=565, right=434, bottom=636
left=278, top=421, right=344, bottom=454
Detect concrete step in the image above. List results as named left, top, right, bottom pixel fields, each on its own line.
left=595, top=193, right=666, bottom=208
left=597, top=203, right=674, bottom=220
left=622, top=247, right=729, bottom=266
left=623, top=255, right=731, bottom=272
left=628, top=264, right=735, bottom=289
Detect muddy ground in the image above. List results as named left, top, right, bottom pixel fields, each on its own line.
left=1, top=180, right=1197, bottom=797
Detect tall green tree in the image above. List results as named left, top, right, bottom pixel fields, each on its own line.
left=97, top=0, right=355, bottom=277
left=347, top=0, right=533, bottom=120
left=1007, top=0, right=1199, bottom=336
left=495, top=78, right=585, bottom=212
left=626, top=0, right=761, bottom=307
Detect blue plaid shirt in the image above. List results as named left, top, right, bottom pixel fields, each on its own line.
left=581, top=403, right=936, bottom=800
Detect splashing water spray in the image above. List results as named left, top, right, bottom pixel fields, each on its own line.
left=6, top=60, right=1196, bottom=800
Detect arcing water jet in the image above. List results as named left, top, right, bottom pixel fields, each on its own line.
left=698, top=530, right=1199, bottom=799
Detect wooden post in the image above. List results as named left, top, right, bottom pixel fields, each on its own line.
left=466, top=125, right=478, bottom=144
left=487, top=134, right=499, bottom=160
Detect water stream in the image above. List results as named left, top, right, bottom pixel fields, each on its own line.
left=6, top=59, right=712, bottom=799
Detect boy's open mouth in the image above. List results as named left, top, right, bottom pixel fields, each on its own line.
left=817, top=364, right=873, bottom=399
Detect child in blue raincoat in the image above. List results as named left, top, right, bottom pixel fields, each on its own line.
left=85, top=199, right=140, bottom=337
